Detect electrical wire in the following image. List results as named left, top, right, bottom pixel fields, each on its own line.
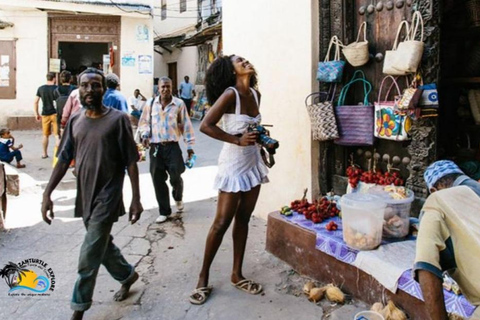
left=108, top=0, right=151, bottom=15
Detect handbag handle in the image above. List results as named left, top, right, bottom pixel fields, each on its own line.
left=355, top=22, right=367, bottom=43
left=305, top=84, right=337, bottom=106
left=391, top=20, right=410, bottom=50
left=324, top=36, right=342, bottom=62
left=378, top=75, right=402, bottom=102
left=410, top=11, right=424, bottom=42
left=337, top=77, right=372, bottom=106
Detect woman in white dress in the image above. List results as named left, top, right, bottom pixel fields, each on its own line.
left=189, top=55, right=269, bottom=305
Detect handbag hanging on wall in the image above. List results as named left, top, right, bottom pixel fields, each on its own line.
left=374, top=76, right=412, bottom=141
left=342, top=22, right=369, bottom=67
left=392, top=11, right=425, bottom=74
left=334, top=70, right=374, bottom=146
left=305, top=85, right=339, bottom=141
left=317, top=36, right=346, bottom=83
left=383, top=20, right=410, bottom=76
left=397, top=74, right=423, bottom=112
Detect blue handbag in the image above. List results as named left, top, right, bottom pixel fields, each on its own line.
left=317, top=36, right=346, bottom=83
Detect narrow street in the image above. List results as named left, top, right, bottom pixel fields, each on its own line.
left=0, top=121, right=367, bottom=320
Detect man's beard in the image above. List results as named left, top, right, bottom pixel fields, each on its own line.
left=80, top=95, right=102, bottom=110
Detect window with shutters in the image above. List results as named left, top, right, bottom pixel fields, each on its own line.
left=180, top=0, right=186, bottom=13
left=0, top=41, right=16, bottom=99
left=161, top=0, right=167, bottom=20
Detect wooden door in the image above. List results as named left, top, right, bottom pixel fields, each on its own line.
left=0, top=41, right=16, bottom=99
left=318, top=0, right=441, bottom=201
left=168, top=62, right=178, bottom=97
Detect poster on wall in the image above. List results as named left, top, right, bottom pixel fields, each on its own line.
left=49, top=58, right=61, bottom=73
left=0, top=55, right=9, bottom=87
left=138, top=55, right=152, bottom=74
left=122, top=52, right=136, bottom=67
left=136, top=25, right=149, bottom=42
left=103, top=54, right=111, bottom=74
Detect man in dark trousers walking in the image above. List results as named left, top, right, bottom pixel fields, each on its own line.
left=138, top=76, right=195, bottom=223
left=41, top=68, right=143, bottom=320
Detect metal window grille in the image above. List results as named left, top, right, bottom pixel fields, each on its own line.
left=161, top=0, right=167, bottom=20
left=180, top=0, right=186, bottom=13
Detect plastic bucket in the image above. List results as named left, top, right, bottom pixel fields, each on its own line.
left=354, top=310, right=385, bottom=320
left=340, top=193, right=386, bottom=250
left=367, top=187, right=414, bottom=238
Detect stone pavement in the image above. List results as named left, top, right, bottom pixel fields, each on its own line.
left=0, top=121, right=368, bottom=320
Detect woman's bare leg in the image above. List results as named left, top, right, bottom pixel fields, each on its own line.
left=195, top=191, right=241, bottom=289
left=231, top=185, right=261, bottom=284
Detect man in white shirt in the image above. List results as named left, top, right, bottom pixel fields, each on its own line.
left=128, top=89, right=147, bottom=119
left=179, top=76, right=196, bottom=115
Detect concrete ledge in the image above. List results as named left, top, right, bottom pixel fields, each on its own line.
left=2, top=163, right=19, bottom=196
left=7, top=116, right=42, bottom=131
left=266, top=211, right=427, bottom=320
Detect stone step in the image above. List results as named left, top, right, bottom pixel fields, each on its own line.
left=2, top=162, right=20, bottom=196
left=7, top=116, right=42, bottom=131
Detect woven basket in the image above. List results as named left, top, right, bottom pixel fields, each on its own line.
left=305, top=92, right=339, bottom=141
left=467, top=0, right=480, bottom=27
left=393, top=11, right=424, bottom=74
left=342, top=22, right=369, bottom=67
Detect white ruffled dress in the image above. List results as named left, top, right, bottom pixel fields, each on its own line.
left=213, top=87, right=269, bottom=192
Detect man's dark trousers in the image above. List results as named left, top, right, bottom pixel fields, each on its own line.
left=149, top=142, right=185, bottom=217
left=71, top=219, right=134, bottom=311
left=181, top=98, right=192, bottom=116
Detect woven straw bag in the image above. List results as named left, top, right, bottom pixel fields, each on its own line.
left=383, top=21, right=410, bottom=75
left=305, top=89, right=339, bottom=141
left=342, top=22, right=369, bottom=67
left=334, top=71, right=374, bottom=146
left=316, top=36, right=346, bottom=83
left=393, top=11, right=424, bottom=73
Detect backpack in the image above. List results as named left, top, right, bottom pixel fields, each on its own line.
left=54, top=86, right=74, bottom=117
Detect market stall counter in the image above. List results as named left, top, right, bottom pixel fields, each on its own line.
left=266, top=211, right=476, bottom=320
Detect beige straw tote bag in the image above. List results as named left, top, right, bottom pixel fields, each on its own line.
left=393, top=11, right=424, bottom=73
left=383, top=20, right=410, bottom=75
left=342, top=22, right=369, bottom=67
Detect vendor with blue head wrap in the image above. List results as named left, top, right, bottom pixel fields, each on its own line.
left=414, top=160, right=480, bottom=320
left=424, top=160, right=480, bottom=197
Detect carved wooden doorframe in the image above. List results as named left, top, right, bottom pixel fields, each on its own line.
left=317, top=0, right=440, bottom=200
left=49, top=14, right=121, bottom=76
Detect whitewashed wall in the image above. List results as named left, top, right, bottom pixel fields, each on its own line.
left=0, top=9, right=48, bottom=125
left=223, top=0, right=319, bottom=219
left=120, top=16, right=154, bottom=99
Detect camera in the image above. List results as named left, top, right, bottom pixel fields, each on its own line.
left=247, top=124, right=279, bottom=152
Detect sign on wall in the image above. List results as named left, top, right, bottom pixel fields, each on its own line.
left=49, top=58, right=60, bottom=73
left=122, top=52, right=136, bottom=67
left=138, top=55, right=152, bottom=74
left=136, top=25, right=149, bottom=42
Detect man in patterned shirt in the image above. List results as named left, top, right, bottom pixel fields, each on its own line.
left=138, top=76, right=195, bottom=223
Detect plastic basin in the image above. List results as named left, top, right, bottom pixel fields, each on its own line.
left=354, top=310, right=385, bottom=320
left=340, top=193, right=386, bottom=250
left=368, top=187, right=415, bottom=238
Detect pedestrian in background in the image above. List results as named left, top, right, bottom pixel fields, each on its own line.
left=179, top=75, right=196, bottom=115
left=138, top=76, right=195, bottom=224
left=41, top=68, right=142, bottom=320
left=34, top=72, right=59, bottom=159
left=103, top=73, right=128, bottom=113
left=0, top=128, right=25, bottom=168
left=128, top=89, right=147, bottom=120
left=189, top=55, right=268, bottom=305
left=54, top=70, right=76, bottom=136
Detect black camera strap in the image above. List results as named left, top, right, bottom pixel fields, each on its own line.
left=260, top=147, right=275, bottom=168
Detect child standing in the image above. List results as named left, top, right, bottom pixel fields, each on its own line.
left=0, top=129, right=26, bottom=168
